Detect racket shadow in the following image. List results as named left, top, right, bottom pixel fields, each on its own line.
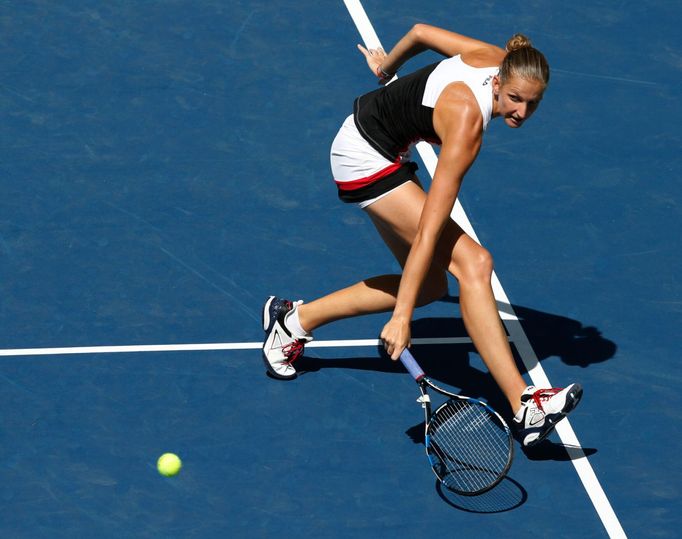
left=436, top=475, right=528, bottom=514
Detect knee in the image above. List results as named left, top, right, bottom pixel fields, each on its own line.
left=450, top=245, right=494, bottom=286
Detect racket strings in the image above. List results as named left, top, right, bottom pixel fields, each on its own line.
left=433, top=404, right=508, bottom=486
left=435, top=403, right=508, bottom=473
left=431, top=413, right=504, bottom=491
left=428, top=399, right=511, bottom=494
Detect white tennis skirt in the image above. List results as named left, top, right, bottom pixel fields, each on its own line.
left=330, top=115, right=416, bottom=208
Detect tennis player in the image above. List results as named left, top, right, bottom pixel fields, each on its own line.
left=262, top=23, right=582, bottom=447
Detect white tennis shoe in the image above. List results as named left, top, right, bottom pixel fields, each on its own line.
left=262, top=296, right=311, bottom=380
left=514, top=384, right=583, bottom=447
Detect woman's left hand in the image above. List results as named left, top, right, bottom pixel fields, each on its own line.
left=380, top=315, right=411, bottom=360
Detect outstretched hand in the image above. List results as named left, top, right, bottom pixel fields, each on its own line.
left=357, top=44, right=392, bottom=84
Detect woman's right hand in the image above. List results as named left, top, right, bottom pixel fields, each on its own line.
left=356, top=44, right=392, bottom=84
left=380, top=316, right=411, bottom=360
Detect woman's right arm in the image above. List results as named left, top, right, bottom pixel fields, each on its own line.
left=358, top=23, right=502, bottom=81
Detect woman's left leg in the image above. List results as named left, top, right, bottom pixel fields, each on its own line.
left=295, top=179, right=526, bottom=410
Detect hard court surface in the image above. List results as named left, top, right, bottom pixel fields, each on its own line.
left=1, top=1, right=680, bottom=537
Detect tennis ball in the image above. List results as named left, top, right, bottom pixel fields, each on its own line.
left=157, top=453, right=182, bottom=477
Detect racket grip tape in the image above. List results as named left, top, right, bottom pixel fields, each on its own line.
left=399, top=348, right=425, bottom=381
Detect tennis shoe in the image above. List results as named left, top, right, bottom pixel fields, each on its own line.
left=514, top=384, right=583, bottom=447
left=262, top=296, right=311, bottom=380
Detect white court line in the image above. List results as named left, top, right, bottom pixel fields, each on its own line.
left=341, top=1, right=626, bottom=537
left=0, top=336, right=477, bottom=358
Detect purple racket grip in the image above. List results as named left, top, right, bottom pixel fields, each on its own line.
left=399, top=348, right=425, bottom=382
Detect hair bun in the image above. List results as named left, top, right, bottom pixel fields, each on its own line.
left=505, top=33, right=532, bottom=52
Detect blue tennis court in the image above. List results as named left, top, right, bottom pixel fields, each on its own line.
left=1, top=1, right=680, bottom=537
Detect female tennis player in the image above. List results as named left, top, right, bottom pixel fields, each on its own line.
left=262, top=23, right=582, bottom=447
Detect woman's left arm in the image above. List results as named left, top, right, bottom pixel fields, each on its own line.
left=380, top=93, right=483, bottom=359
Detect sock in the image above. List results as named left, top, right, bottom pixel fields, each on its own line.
left=514, top=386, right=536, bottom=420
left=284, top=303, right=312, bottom=340
left=514, top=406, right=525, bottom=422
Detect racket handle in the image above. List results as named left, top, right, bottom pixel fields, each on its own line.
left=399, top=348, right=425, bottom=382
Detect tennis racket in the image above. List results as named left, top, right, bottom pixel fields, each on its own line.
left=399, top=348, right=514, bottom=495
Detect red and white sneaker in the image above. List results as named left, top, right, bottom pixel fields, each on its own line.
left=261, top=296, right=311, bottom=380
left=514, top=384, right=583, bottom=447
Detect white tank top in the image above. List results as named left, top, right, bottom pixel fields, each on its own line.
left=421, top=55, right=498, bottom=131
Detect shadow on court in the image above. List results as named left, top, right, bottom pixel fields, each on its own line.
left=436, top=476, right=528, bottom=514
left=296, top=296, right=617, bottom=388
left=443, top=295, right=618, bottom=369
left=520, top=442, right=597, bottom=462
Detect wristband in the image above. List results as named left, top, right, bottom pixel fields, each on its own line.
left=377, top=65, right=395, bottom=80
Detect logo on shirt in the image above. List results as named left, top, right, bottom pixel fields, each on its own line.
left=482, top=74, right=494, bottom=86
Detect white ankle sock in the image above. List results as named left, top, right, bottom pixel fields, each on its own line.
left=514, top=386, right=536, bottom=420
left=284, top=304, right=312, bottom=340
left=514, top=406, right=525, bottom=421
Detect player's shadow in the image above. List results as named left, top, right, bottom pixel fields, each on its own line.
left=295, top=295, right=613, bottom=461
left=416, top=294, right=618, bottom=371
left=297, top=294, right=616, bottom=379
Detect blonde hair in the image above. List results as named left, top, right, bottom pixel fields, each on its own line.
left=500, top=33, right=550, bottom=87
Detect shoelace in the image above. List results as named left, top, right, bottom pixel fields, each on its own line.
left=531, top=388, right=563, bottom=411
left=282, top=340, right=305, bottom=365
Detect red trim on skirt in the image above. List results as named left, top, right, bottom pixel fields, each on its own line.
left=333, top=160, right=401, bottom=191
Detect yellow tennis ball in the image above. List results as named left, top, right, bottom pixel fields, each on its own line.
left=157, top=453, right=182, bottom=477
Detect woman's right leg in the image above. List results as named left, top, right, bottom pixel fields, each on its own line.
left=261, top=180, right=439, bottom=381
left=296, top=181, right=448, bottom=332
